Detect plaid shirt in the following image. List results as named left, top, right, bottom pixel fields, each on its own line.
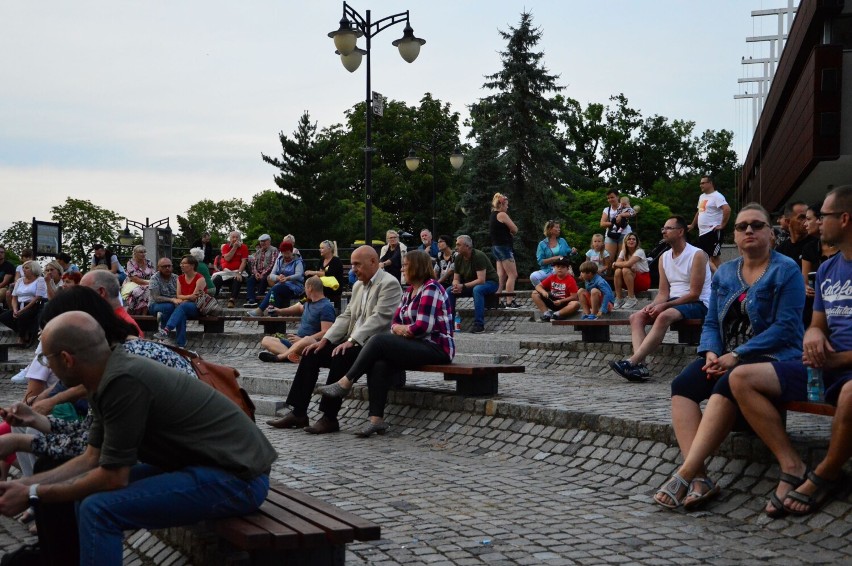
left=394, top=279, right=455, bottom=359
left=252, top=246, right=279, bottom=278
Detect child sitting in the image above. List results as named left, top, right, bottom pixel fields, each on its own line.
left=531, top=257, right=580, bottom=322
left=576, top=261, right=615, bottom=320
left=585, top=234, right=610, bottom=273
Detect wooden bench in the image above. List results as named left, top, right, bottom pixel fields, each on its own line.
left=241, top=316, right=301, bottom=335
left=552, top=318, right=703, bottom=344
left=782, top=400, right=836, bottom=417
left=131, top=314, right=241, bottom=334
left=167, top=482, right=380, bottom=565
left=410, top=363, right=525, bottom=396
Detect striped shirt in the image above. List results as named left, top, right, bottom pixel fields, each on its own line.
left=394, top=279, right=455, bottom=360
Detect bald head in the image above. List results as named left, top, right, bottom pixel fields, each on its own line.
left=81, top=270, right=121, bottom=307
left=350, top=245, right=379, bottom=283
left=41, top=312, right=112, bottom=387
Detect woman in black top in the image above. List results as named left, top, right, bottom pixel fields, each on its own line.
left=379, top=230, right=403, bottom=281
left=305, top=240, right=345, bottom=304
left=490, top=193, right=519, bottom=308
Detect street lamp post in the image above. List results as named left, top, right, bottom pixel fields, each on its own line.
left=328, top=2, right=425, bottom=246
left=405, top=140, right=464, bottom=237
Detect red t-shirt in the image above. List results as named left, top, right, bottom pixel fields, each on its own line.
left=179, top=273, right=203, bottom=295
left=540, top=273, right=578, bottom=300
left=114, top=306, right=143, bottom=337
left=220, top=243, right=249, bottom=271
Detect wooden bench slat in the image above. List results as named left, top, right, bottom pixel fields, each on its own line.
left=264, top=490, right=355, bottom=545
left=212, top=516, right=274, bottom=548
left=782, top=401, right=836, bottom=417
left=415, top=363, right=525, bottom=376
left=257, top=497, right=330, bottom=547
left=272, top=485, right=381, bottom=541
left=239, top=507, right=303, bottom=549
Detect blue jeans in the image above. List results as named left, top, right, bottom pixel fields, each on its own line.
left=148, top=302, right=175, bottom=329
left=245, top=275, right=269, bottom=302
left=77, top=464, right=268, bottom=566
left=165, top=301, right=199, bottom=346
left=448, top=280, right=498, bottom=327
left=260, top=281, right=303, bottom=309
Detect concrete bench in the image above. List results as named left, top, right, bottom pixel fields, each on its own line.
left=552, top=318, right=703, bottom=344
left=161, top=482, right=380, bottom=565
left=241, top=316, right=301, bottom=335
left=411, top=363, right=525, bottom=396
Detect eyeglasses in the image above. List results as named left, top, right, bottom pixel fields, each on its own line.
left=816, top=211, right=846, bottom=221
left=37, top=352, right=61, bottom=367
left=734, top=221, right=770, bottom=232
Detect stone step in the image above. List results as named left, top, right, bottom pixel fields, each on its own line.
left=452, top=352, right=513, bottom=365
left=249, top=393, right=287, bottom=417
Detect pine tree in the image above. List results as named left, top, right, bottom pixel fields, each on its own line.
left=465, top=11, right=571, bottom=271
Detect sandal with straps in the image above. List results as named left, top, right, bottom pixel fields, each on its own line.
left=683, top=476, right=721, bottom=510
left=654, top=473, right=689, bottom=509
left=783, top=470, right=844, bottom=516
left=766, top=471, right=807, bottom=518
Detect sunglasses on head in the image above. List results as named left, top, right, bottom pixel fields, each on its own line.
left=734, top=221, right=769, bottom=232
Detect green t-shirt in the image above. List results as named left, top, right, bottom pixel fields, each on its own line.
left=454, top=249, right=498, bottom=284
left=88, top=348, right=277, bottom=480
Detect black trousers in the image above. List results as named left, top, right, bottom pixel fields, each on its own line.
left=213, top=275, right=242, bottom=299
left=33, top=456, right=79, bottom=566
left=350, top=334, right=450, bottom=418
left=285, top=344, right=362, bottom=419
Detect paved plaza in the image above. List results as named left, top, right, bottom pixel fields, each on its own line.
left=0, top=311, right=850, bottom=564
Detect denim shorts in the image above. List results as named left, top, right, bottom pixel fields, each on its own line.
left=492, top=245, right=514, bottom=262
left=604, top=233, right=623, bottom=245
left=670, top=300, right=708, bottom=320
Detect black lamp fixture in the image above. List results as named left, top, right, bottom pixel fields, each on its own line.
left=405, top=143, right=464, bottom=236
left=328, top=2, right=425, bottom=245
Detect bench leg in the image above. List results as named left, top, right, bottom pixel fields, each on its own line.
left=447, top=373, right=498, bottom=396
left=261, top=321, right=289, bottom=335
left=202, top=321, right=225, bottom=333
left=676, top=326, right=701, bottom=345
left=0, top=347, right=7, bottom=363
left=580, top=326, right=610, bottom=342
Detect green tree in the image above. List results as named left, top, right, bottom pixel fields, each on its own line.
left=0, top=221, right=32, bottom=257
left=50, top=198, right=122, bottom=268
left=466, top=11, right=571, bottom=271
left=184, top=199, right=249, bottom=242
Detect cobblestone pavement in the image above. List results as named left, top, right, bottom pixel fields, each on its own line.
left=0, top=311, right=850, bottom=564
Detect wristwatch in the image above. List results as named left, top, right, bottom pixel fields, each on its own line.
left=347, top=337, right=359, bottom=346
left=730, top=351, right=740, bottom=362
left=28, top=484, right=40, bottom=505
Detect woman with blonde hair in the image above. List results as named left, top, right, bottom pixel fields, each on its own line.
left=124, top=245, right=156, bottom=314
left=305, top=240, right=345, bottom=305
left=0, top=260, right=47, bottom=346
left=490, top=193, right=520, bottom=309
left=379, top=230, right=404, bottom=282
left=43, top=260, right=64, bottom=300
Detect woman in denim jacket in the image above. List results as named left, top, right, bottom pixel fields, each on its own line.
left=654, top=203, right=805, bottom=511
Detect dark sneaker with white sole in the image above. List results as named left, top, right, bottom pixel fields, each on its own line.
left=609, top=360, right=649, bottom=382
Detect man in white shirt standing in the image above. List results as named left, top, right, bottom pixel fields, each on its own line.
left=688, top=174, right=731, bottom=273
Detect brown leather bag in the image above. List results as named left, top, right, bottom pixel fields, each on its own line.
left=165, top=345, right=256, bottom=422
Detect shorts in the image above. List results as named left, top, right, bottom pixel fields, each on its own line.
left=772, top=361, right=851, bottom=406
left=604, top=233, right=623, bottom=246
left=670, top=300, right=707, bottom=321
left=697, top=229, right=723, bottom=258
left=619, top=270, right=651, bottom=293
left=492, top=245, right=514, bottom=262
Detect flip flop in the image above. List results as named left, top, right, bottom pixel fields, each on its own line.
left=654, top=473, right=689, bottom=509
left=683, top=476, right=721, bottom=510
left=783, top=471, right=843, bottom=516
left=766, top=471, right=806, bottom=518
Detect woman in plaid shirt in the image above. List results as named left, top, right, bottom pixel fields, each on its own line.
left=318, top=250, right=455, bottom=437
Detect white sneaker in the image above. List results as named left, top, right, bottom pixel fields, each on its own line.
left=622, top=297, right=638, bottom=309
left=613, top=298, right=625, bottom=310
left=10, top=369, right=27, bottom=384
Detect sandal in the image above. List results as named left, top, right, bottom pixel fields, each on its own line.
left=654, top=473, right=689, bottom=509
left=766, top=471, right=806, bottom=518
left=783, top=471, right=843, bottom=516
left=683, top=476, right=721, bottom=510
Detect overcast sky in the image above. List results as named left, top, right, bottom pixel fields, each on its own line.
left=0, top=1, right=785, bottom=235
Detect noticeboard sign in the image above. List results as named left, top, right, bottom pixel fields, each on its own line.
left=32, top=218, right=61, bottom=257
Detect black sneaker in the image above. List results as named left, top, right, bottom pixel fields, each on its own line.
left=471, top=324, right=485, bottom=333
left=244, top=301, right=258, bottom=308
left=258, top=352, right=283, bottom=363
left=497, top=301, right=507, bottom=309
left=505, top=300, right=522, bottom=310
left=631, top=363, right=651, bottom=379
left=609, top=359, right=649, bottom=382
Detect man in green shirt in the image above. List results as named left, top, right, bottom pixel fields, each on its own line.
left=0, top=311, right=277, bottom=566
left=451, top=234, right=499, bottom=333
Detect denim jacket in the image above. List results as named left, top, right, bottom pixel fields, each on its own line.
left=698, top=250, right=804, bottom=361
left=269, top=256, right=305, bottom=294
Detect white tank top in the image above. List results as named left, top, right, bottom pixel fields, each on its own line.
left=662, top=243, right=711, bottom=307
